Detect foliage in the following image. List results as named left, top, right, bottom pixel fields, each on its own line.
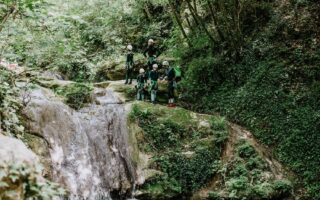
left=210, top=116, right=227, bottom=132
left=210, top=141, right=293, bottom=200
left=131, top=104, right=222, bottom=197
left=176, top=1, right=320, bottom=198
left=210, top=116, right=229, bottom=153
left=236, top=140, right=257, bottom=159
left=1, top=0, right=173, bottom=82
left=0, top=162, right=64, bottom=199
left=141, top=174, right=182, bottom=199
left=0, top=68, right=24, bottom=137
left=131, top=103, right=293, bottom=199
left=154, top=149, right=220, bottom=195
left=54, top=82, right=93, bottom=110
left=0, top=0, right=43, bottom=33
left=130, top=105, right=185, bottom=151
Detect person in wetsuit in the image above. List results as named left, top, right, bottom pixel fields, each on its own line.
left=125, top=44, right=134, bottom=84
left=143, top=39, right=160, bottom=72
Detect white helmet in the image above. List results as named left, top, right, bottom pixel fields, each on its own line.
left=152, top=64, right=158, bottom=69
left=139, top=68, right=145, bottom=73
left=148, top=39, right=154, bottom=45
left=127, top=44, right=133, bottom=51
left=162, top=61, right=169, bottom=66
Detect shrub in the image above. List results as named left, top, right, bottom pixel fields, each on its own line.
left=210, top=116, right=227, bottom=131
left=226, top=177, right=249, bottom=195
left=155, top=148, right=219, bottom=195
left=236, top=141, right=257, bottom=159
left=252, top=182, right=274, bottom=199
left=55, top=83, right=93, bottom=110
left=0, top=163, right=64, bottom=199
left=272, top=180, right=293, bottom=198
left=0, top=69, right=24, bottom=137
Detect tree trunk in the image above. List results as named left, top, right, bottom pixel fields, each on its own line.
left=0, top=5, right=16, bottom=33
left=193, top=0, right=197, bottom=12
left=207, top=0, right=225, bottom=41
left=169, top=0, right=191, bottom=46
left=186, top=0, right=216, bottom=44
left=144, top=4, right=152, bottom=21
left=185, top=13, right=194, bottom=32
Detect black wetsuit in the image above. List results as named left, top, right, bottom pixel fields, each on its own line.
left=125, top=51, right=134, bottom=84
left=166, top=67, right=175, bottom=99
left=143, top=45, right=160, bottom=71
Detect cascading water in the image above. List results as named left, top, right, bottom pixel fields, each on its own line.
left=24, top=85, right=136, bottom=200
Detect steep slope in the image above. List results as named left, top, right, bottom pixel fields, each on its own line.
left=128, top=102, right=295, bottom=200
left=177, top=1, right=320, bottom=198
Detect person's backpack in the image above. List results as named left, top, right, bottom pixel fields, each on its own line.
left=174, top=66, right=182, bottom=82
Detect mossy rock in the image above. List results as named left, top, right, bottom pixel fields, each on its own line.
left=54, top=82, right=94, bottom=110
left=94, top=81, right=110, bottom=88
left=22, top=133, right=51, bottom=179
left=95, top=57, right=145, bottom=81
left=129, top=102, right=295, bottom=200
left=129, top=103, right=225, bottom=198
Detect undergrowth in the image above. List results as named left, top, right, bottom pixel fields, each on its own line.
left=130, top=104, right=223, bottom=198
left=54, top=83, right=93, bottom=110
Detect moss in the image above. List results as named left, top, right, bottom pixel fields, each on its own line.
left=130, top=103, right=225, bottom=197
left=130, top=102, right=294, bottom=199
left=21, top=133, right=51, bottom=179
left=127, top=120, right=144, bottom=167
left=54, top=82, right=93, bottom=110
left=140, top=175, right=181, bottom=200
left=131, top=102, right=203, bottom=127
left=113, top=84, right=136, bottom=102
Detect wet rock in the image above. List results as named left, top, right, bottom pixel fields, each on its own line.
left=0, top=134, right=39, bottom=167
left=23, top=86, right=137, bottom=199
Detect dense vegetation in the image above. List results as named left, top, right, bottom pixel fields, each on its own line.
left=129, top=103, right=223, bottom=198
left=0, top=68, right=25, bottom=137
left=1, top=0, right=319, bottom=199
left=130, top=103, right=293, bottom=199
left=172, top=1, right=320, bottom=198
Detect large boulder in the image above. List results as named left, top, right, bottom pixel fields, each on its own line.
left=0, top=134, right=61, bottom=200
left=0, top=134, right=39, bottom=167
left=95, top=56, right=145, bottom=81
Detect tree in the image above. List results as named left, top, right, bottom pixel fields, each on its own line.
left=0, top=0, right=42, bottom=33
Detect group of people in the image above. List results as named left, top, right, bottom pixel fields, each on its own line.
left=124, top=39, right=177, bottom=107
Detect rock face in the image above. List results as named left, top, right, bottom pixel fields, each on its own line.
left=23, top=86, right=137, bottom=199
left=0, top=135, right=40, bottom=200
left=0, top=134, right=39, bottom=165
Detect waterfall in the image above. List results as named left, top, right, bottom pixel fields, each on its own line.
left=24, top=86, right=136, bottom=200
